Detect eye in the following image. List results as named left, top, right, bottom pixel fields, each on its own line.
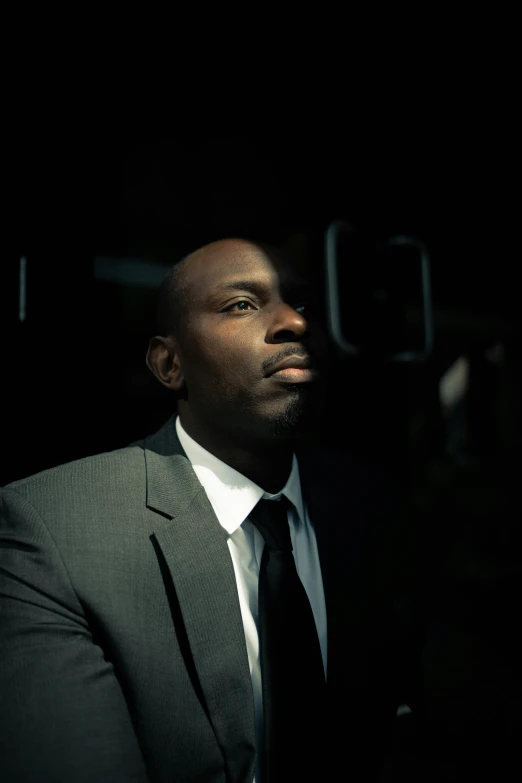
left=224, top=300, right=257, bottom=312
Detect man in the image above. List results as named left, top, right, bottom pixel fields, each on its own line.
left=0, top=239, right=411, bottom=782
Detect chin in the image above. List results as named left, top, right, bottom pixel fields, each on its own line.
left=265, top=392, right=318, bottom=439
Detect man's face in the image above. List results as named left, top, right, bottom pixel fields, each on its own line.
left=173, top=241, right=328, bottom=444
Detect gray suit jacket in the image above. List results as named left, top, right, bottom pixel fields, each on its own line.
left=0, top=416, right=411, bottom=782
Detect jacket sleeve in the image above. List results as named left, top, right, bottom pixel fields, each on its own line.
left=0, top=487, right=151, bottom=783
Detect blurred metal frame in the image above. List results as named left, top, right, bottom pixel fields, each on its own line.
left=325, top=220, right=434, bottom=362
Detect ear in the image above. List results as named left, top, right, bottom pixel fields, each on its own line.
left=145, top=336, right=185, bottom=392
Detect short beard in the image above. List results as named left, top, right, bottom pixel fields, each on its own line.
left=266, top=388, right=314, bottom=438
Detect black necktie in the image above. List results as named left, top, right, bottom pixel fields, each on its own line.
left=250, top=497, right=326, bottom=783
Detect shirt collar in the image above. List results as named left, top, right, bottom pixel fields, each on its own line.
left=175, top=416, right=305, bottom=536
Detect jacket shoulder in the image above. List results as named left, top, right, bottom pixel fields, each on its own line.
left=1, top=444, right=148, bottom=517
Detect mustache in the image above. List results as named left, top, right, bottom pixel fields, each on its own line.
left=262, top=346, right=312, bottom=375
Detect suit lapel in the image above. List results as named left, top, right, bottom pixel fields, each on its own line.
left=143, top=417, right=256, bottom=783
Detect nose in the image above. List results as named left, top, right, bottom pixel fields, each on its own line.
left=267, top=301, right=309, bottom=344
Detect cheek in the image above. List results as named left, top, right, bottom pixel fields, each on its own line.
left=182, top=339, right=246, bottom=389
left=211, top=354, right=260, bottom=399
left=180, top=319, right=260, bottom=387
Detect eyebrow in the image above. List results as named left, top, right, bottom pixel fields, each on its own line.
left=209, top=278, right=316, bottom=302
left=211, top=280, right=269, bottom=296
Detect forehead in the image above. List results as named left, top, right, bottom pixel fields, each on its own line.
left=181, top=242, right=306, bottom=300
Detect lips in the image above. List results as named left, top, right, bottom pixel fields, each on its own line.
left=265, top=354, right=318, bottom=383
left=266, top=355, right=313, bottom=376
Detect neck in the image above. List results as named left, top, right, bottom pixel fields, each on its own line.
left=178, top=413, right=294, bottom=494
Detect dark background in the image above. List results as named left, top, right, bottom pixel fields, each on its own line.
left=4, top=133, right=518, bottom=479
left=3, top=133, right=520, bottom=778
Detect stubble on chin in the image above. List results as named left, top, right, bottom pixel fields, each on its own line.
left=265, top=388, right=319, bottom=438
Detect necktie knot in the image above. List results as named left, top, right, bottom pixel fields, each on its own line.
left=249, top=497, right=293, bottom=553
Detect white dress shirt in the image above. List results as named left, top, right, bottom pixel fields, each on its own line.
left=175, top=417, right=327, bottom=781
